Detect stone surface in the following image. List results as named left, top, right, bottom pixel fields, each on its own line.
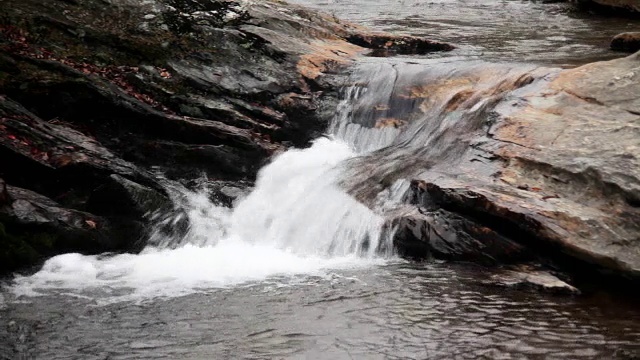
left=389, top=205, right=529, bottom=265
left=611, top=33, right=640, bottom=53
left=0, top=184, right=125, bottom=273
left=483, top=266, right=581, bottom=295
left=346, top=53, right=640, bottom=286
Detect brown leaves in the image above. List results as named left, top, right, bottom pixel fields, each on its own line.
left=1, top=24, right=174, bottom=114
left=159, top=69, right=172, bottom=79
left=375, top=117, right=406, bottom=129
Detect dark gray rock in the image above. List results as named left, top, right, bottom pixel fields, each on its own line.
left=1, top=0, right=452, bottom=184
left=0, top=183, right=124, bottom=273
left=345, top=53, right=640, bottom=287
left=0, top=178, right=9, bottom=205
left=570, top=0, right=640, bottom=13
left=390, top=205, right=529, bottom=265
left=0, top=0, right=452, bottom=273
left=87, top=174, right=189, bottom=251
left=0, top=96, right=164, bottom=208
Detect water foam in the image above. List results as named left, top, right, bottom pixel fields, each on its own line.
left=10, top=138, right=391, bottom=302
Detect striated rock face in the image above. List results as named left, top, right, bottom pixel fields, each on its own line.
left=344, top=53, right=640, bottom=285
left=0, top=0, right=451, bottom=273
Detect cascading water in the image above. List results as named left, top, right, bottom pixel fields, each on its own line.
left=9, top=58, right=547, bottom=302
left=8, top=65, right=408, bottom=302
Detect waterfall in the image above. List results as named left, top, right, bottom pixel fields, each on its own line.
left=9, top=65, right=404, bottom=302
left=10, top=59, right=545, bottom=302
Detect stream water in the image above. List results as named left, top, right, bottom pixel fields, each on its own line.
left=2, top=1, right=640, bottom=359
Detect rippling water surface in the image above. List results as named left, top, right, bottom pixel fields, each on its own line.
left=293, top=0, right=637, bottom=65
left=2, top=263, right=640, bottom=359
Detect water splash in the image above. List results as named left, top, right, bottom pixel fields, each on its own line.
left=10, top=137, right=392, bottom=302
left=9, top=59, right=545, bottom=302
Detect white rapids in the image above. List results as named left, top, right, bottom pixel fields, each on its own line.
left=10, top=59, right=462, bottom=303
left=10, top=137, right=396, bottom=303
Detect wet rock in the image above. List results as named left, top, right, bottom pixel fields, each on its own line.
left=346, top=53, right=640, bottom=286
left=614, top=348, right=640, bottom=359
left=0, top=0, right=452, bottom=185
left=390, top=205, right=529, bottom=265
left=570, top=0, right=640, bottom=14
left=346, top=33, right=454, bottom=57
left=0, top=183, right=124, bottom=273
left=483, top=267, right=580, bottom=295
left=206, top=180, right=252, bottom=207
left=87, top=175, right=173, bottom=220
left=88, top=174, right=188, bottom=251
left=611, top=32, right=640, bottom=53
left=0, top=179, right=9, bottom=205
left=0, top=96, right=163, bottom=208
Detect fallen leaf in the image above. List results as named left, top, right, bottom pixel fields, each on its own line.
left=85, top=219, right=97, bottom=229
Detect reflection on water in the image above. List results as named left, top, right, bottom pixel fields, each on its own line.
left=1, top=263, right=639, bottom=359
left=292, top=0, right=637, bottom=65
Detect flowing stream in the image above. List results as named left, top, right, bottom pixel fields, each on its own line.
left=2, top=1, right=640, bottom=359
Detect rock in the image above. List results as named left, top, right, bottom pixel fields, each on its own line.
left=483, top=266, right=580, bottom=295
left=0, top=0, right=452, bottom=185
left=87, top=174, right=189, bottom=251
left=0, top=183, right=126, bottom=273
left=89, top=174, right=175, bottom=220
left=0, top=179, right=9, bottom=205
left=345, top=53, right=640, bottom=286
left=570, top=0, right=640, bottom=13
left=0, top=96, right=164, bottom=208
left=614, top=349, right=640, bottom=359
left=611, top=32, right=640, bottom=53
left=346, top=33, right=454, bottom=57
left=389, top=205, right=530, bottom=265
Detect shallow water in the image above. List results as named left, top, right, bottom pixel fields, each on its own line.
left=293, top=0, right=637, bottom=65
left=2, top=1, right=640, bottom=359
left=2, top=263, right=640, bottom=359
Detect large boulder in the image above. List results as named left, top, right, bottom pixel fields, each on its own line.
left=345, top=53, right=640, bottom=286
left=0, top=0, right=451, bottom=182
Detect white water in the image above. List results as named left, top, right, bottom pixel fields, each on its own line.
left=10, top=137, right=394, bottom=302
left=9, top=63, right=422, bottom=302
